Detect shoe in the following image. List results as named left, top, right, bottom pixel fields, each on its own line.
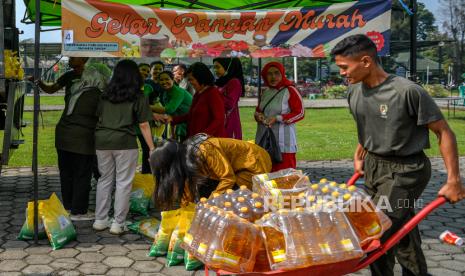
left=109, top=221, right=128, bottom=235
left=93, top=217, right=111, bottom=231
left=70, top=212, right=95, bottom=221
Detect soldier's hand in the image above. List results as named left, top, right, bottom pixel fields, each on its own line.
left=438, top=180, right=465, bottom=204
left=354, top=158, right=364, bottom=176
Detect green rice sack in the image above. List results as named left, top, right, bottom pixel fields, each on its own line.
left=128, top=218, right=160, bottom=239
left=167, top=204, right=195, bottom=266
left=148, top=209, right=180, bottom=257
left=41, top=193, right=77, bottom=250
left=184, top=251, right=204, bottom=271
left=18, top=200, right=47, bottom=240
left=130, top=173, right=155, bottom=216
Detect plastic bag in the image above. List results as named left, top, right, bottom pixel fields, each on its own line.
left=41, top=193, right=77, bottom=250
left=167, top=204, right=195, bottom=266
left=128, top=218, right=160, bottom=239
left=148, top=209, right=180, bottom=257
left=130, top=173, right=155, bottom=216
left=257, top=127, right=282, bottom=163
left=184, top=251, right=204, bottom=271
left=18, top=200, right=47, bottom=240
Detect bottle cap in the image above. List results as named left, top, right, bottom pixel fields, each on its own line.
left=240, top=207, right=249, bottom=213
left=240, top=185, right=247, bottom=190
left=307, top=195, right=316, bottom=202
left=319, top=178, right=328, bottom=183
left=251, top=193, right=259, bottom=199
left=348, top=186, right=356, bottom=192
left=330, top=181, right=337, bottom=187
left=321, top=187, right=329, bottom=193
left=226, top=189, right=234, bottom=194
left=332, top=191, right=340, bottom=198
left=254, top=202, right=263, bottom=208
left=237, top=197, right=245, bottom=202
left=343, top=193, right=352, bottom=201
left=339, top=184, right=347, bottom=189
left=311, top=184, right=319, bottom=190
left=224, top=202, right=232, bottom=208
left=212, top=192, right=220, bottom=198
left=200, top=197, right=208, bottom=203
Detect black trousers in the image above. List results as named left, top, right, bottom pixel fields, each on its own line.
left=137, top=134, right=151, bottom=174
left=364, top=152, right=430, bottom=276
left=57, top=149, right=94, bottom=215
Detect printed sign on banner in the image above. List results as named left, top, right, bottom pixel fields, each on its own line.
left=61, top=0, right=391, bottom=58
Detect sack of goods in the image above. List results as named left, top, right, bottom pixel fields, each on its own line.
left=253, top=168, right=311, bottom=210
left=180, top=169, right=393, bottom=273
left=129, top=173, right=156, bottom=216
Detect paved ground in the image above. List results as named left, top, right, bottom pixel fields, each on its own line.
left=0, top=158, right=464, bottom=275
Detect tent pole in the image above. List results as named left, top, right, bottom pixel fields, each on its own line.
left=409, top=0, right=417, bottom=82
left=258, top=58, right=262, bottom=102
left=293, top=57, right=298, bottom=83
left=32, top=0, right=41, bottom=244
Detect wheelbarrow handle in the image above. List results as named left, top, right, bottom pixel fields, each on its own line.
left=353, top=196, right=447, bottom=272
left=347, top=172, right=362, bottom=186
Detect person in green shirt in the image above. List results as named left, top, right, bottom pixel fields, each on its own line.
left=152, top=71, right=192, bottom=142
left=331, top=34, right=465, bottom=276
left=93, top=60, right=155, bottom=235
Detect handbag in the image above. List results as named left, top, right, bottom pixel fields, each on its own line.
left=257, top=88, right=285, bottom=163
left=258, top=127, right=282, bottom=163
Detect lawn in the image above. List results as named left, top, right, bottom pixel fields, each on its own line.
left=24, top=94, right=65, bottom=106
left=3, top=107, right=465, bottom=167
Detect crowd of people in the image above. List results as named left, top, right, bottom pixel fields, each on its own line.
left=38, top=56, right=305, bottom=234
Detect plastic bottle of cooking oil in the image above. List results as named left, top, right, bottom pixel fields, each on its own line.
left=276, top=209, right=309, bottom=269
left=308, top=204, right=335, bottom=264
left=342, top=190, right=382, bottom=246
left=250, top=192, right=264, bottom=206
left=325, top=201, right=363, bottom=262
left=209, top=192, right=224, bottom=207
left=191, top=206, right=225, bottom=258
left=223, top=189, right=235, bottom=202
left=222, top=201, right=234, bottom=212
left=260, top=213, right=287, bottom=270
left=293, top=207, right=319, bottom=266
left=253, top=238, right=271, bottom=272
left=251, top=202, right=265, bottom=222
left=238, top=207, right=253, bottom=222
left=184, top=198, right=209, bottom=250
left=237, top=185, right=252, bottom=198
left=209, top=214, right=260, bottom=272
left=234, top=196, right=251, bottom=214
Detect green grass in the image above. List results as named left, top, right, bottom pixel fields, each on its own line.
left=24, top=95, right=65, bottom=106
left=3, top=107, right=465, bottom=167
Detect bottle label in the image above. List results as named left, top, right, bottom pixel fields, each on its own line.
left=270, top=189, right=284, bottom=208
left=366, top=222, right=381, bottom=235
left=319, top=243, right=332, bottom=255
left=197, top=243, right=207, bottom=255
left=271, top=249, right=286, bottom=263
left=340, top=239, right=355, bottom=251
left=264, top=180, right=278, bottom=189
left=184, top=233, right=193, bottom=246
left=258, top=174, right=269, bottom=182
left=212, top=250, right=240, bottom=266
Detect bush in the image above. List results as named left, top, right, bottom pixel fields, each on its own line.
left=423, top=84, right=449, bottom=98
left=323, top=85, right=348, bottom=99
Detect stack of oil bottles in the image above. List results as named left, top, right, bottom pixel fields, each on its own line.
left=182, top=169, right=393, bottom=273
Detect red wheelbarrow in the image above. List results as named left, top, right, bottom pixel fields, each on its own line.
left=205, top=173, right=447, bottom=276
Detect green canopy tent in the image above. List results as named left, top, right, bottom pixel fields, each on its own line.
left=22, top=0, right=353, bottom=26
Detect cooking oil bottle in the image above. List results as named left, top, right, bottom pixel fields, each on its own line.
left=259, top=213, right=288, bottom=270
left=234, top=196, right=251, bottom=214
left=237, top=185, right=252, bottom=198
left=222, top=201, right=234, bottom=212
left=184, top=198, right=209, bottom=251
left=342, top=188, right=382, bottom=245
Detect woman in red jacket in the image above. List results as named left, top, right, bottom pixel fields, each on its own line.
left=165, top=62, right=226, bottom=138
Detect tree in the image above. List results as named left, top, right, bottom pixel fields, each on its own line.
left=391, top=2, right=438, bottom=41
left=440, top=0, right=465, bottom=82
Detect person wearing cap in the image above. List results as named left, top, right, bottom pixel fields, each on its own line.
left=331, top=34, right=465, bottom=276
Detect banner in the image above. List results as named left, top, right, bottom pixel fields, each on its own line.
left=61, top=0, right=391, bottom=58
